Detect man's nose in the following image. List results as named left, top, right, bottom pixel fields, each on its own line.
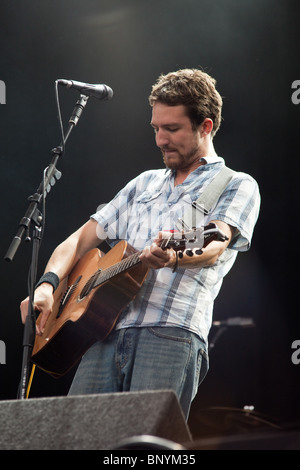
left=155, top=129, right=169, bottom=147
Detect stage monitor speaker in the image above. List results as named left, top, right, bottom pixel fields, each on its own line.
left=0, top=390, right=191, bottom=450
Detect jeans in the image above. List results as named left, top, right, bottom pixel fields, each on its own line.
left=68, top=326, right=209, bottom=419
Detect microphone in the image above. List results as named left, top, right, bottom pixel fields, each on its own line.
left=57, top=79, right=113, bottom=100
left=212, top=317, right=255, bottom=328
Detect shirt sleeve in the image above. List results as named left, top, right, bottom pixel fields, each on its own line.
left=90, top=170, right=156, bottom=241
left=90, top=177, right=138, bottom=241
left=209, top=172, right=261, bottom=251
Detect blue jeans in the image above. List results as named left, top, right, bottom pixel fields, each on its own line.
left=68, top=326, right=208, bottom=419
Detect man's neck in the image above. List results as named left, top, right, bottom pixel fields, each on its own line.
left=175, top=143, right=217, bottom=185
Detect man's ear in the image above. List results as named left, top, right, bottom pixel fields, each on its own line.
left=199, top=118, right=213, bottom=136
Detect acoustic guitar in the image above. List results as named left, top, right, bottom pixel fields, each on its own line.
left=31, top=223, right=227, bottom=377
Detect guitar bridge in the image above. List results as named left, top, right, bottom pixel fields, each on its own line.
left=56, top=275, right=82, bottom=319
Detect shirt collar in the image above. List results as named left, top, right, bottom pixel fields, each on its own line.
left=165, top=155, right=225, bottom=176
left=200, top=155, right=225, bottom=164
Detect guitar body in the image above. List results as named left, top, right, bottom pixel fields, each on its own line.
left=31, top=241, right=149, bottom=377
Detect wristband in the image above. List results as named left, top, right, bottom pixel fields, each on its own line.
left=35, top=272, right=60, bottom=292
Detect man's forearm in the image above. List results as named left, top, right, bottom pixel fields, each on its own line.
left=42, top=219, right=103, bottom=282
left=43, top=238, right=81, bottom=282
left=167, top=219, right=234, bottom=270
left=169, top=239, right=228, bottom=270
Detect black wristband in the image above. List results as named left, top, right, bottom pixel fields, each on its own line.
left=35, top=272, right=60, bottom=292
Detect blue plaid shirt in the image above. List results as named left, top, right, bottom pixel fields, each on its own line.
left=91, top=156, right=260, bottom=346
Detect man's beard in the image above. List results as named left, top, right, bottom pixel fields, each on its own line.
left=162, top=146, right=200, bottom=171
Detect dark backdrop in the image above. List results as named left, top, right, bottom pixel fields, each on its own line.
left=0, top=0, right=299, bottom=439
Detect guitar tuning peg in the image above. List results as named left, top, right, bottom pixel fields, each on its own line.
left=186, top=249, right=194, bottom=257
left=195, top=249, right=203, bottom=255
left=178, top=251, right=184, bottom=259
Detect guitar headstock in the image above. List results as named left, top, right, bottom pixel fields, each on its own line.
left=161, top=223, right=228, bottom=252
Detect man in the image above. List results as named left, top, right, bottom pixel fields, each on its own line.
left=20, top=69, right=260, bottom=419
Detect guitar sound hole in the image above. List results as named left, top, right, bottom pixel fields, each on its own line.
left=79, top=269, right=102, bottom=299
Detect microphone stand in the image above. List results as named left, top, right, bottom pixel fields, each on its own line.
left=209, top=317, right=255, bottom=353
left=4, top=93, right=89, bottom=400
left=208, top=326, right=227, bottom=353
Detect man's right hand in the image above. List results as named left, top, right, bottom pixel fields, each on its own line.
left=20, top=283, right=54, bottom=336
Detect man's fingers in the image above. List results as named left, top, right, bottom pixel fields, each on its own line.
left=20, top=297, right=30, bottom=323
left=20, top=293, right=52, bottom=336
left=139, top=243, right=172, bottom=269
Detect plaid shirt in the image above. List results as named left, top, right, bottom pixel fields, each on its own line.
left=91, top=156, right=260, bottom=346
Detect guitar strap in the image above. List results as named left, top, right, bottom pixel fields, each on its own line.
left=176, top=166, right=236, bottom=231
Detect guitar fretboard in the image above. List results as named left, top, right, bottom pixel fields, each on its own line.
left=80, top=236, right=173, bottom=298
left=80, top=250, right=142, bottom=298
left=94, top=236, right=172, bottom=288
left=95, top=251, right=142, bottom=287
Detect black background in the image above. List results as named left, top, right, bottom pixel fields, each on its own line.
left=0, top=0, right=299, bottom=439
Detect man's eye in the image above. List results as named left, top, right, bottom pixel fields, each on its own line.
left=151, top=127, right=179, bottom=133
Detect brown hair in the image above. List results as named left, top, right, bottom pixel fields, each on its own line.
left=149, top=68, right=223, bottom=137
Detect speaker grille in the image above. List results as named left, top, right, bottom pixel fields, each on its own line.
left=0, top=390, right=191, bottom=450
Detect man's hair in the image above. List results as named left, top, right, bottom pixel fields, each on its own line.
left=149, top=68, right=223, bottom=137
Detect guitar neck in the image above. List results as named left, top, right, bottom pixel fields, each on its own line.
left=93, top=250, right=142, bottom=288
left=94, top=236, right=173, bottom=289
